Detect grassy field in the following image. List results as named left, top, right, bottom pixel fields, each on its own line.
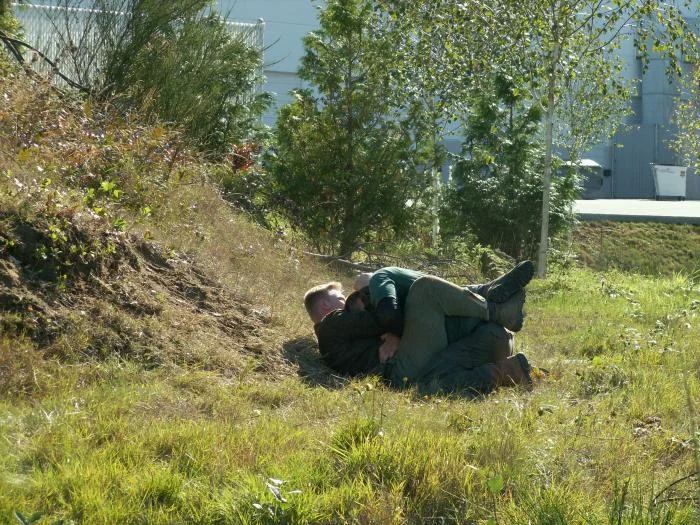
left=1, top=73, right=699, bottom=524
left=1, top=267, right=698, bottom=523
left=572, top=221, right=700, bottom=277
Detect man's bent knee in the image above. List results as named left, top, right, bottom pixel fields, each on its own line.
left=405, top=275, right=440, bottom=305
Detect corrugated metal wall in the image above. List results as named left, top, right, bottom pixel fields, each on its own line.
left=612, top=124, right=698, bottom=199
left=613, top=126, right=656, bottom=198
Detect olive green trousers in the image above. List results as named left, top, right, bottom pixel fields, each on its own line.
left=386, top=275, right=490, bottom=386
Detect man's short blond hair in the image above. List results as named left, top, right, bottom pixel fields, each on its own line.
left=304, top=281, right=342, bottom=317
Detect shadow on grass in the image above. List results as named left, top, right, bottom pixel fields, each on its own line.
left=281, top=337, right=496, bottom=400
left=282, top=336, right=351, bottom=389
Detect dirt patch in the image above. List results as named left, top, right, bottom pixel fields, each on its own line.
left=0, top=214, right=270, bottom=373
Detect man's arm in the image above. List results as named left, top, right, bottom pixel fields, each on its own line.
left=326, top=337, right=383, bottom=376
left=318, top=308, right=383, bottom=338
left=314, top=310, right=384, bottom=376
left=369, top=268, right=408, bottom=336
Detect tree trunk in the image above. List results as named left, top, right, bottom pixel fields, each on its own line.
left=338, top=236, right=357, bottom=260
left=537, top=72, right=556, bottom=278
left=431, top=166, right=440, bottom=245
left=537, top=40, right=561, bottom=279
left=430, top=117, right=441, bottom=246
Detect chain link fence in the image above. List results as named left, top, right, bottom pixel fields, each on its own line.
left=11, top=2, right=265, bottom=88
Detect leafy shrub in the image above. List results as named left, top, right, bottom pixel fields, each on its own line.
left=442, top=76, right=578, bottom=260
left=50, top=1, right=269, bottom=157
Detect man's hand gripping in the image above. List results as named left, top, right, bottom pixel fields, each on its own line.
left=378, top=333, right=400, bottom=363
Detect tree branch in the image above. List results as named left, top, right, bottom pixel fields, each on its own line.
left=0, top=30, right=90, bottom=92
left=299, top=250, right=377, bottom=272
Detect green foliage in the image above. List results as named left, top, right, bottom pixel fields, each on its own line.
left=0, top=0, right=18, bottom=33
left=442, top=76, right=577, bottom=260
left=61, top=0, right=269, bottom=156
left=370, top=1, right=481, bottom=240
left=553, top=54, right=632, bottom=161
left=383, top=1, right=695, bottom=275
left=13, top=510, right=45, bottom=525
left=0, top=0, right=22, bottom=69
left=672, top=63, right=700, bottom=174
left=514, top=0, right=696, bottom=275
left=266, top=0, right=429, bottom=257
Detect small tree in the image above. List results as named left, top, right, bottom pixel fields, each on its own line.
left=443, top=76, right=577, bottom=260
left=506, top=0, right=698, bottom=277
left=48, top=1, right=269, bottom=156
left=268, top=0, right=429, bottom=257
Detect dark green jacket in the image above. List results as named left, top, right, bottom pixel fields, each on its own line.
left=368, top=266, right=423, bottom=310
left=314, top=309, right=384, bottom=376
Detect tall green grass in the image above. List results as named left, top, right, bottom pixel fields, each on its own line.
left=2, top=264, right=698, bottom=523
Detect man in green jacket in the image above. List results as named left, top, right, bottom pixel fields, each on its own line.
left=351, top=263, right=531, bottom=335
left=304, top=262, right=535, bottom=396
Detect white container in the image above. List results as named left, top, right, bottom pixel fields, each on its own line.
left=651, top=164, right=687, bottom=200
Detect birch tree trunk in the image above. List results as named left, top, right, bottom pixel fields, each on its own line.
left=537, top=42, right=560, bottom=278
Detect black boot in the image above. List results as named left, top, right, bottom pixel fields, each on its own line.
left=495, top=353, right=532, bottom=387
left=471, top=260, right=535, bottom=303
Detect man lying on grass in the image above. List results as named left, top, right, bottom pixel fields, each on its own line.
left=304, top=263, right=537, bottom=396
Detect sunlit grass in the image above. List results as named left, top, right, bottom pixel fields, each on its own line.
left=573, top=221, right=700, bottom=276
left=1, top=72, right=698, bottom=523
left=2, top=270, right=698, bottom=522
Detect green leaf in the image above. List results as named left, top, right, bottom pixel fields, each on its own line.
left=14, top=511, right=44, bottom=524
left=113, top=218, right=127, bottom=231
left=487, top=474, right=504, bottom=494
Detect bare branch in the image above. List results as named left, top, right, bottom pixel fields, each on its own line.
left=0, top=30, right=90, bottom=92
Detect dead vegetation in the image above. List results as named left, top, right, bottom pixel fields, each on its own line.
left=0, top=69, right=338, bottom=397
left=1, top=216, right=268, bottom=366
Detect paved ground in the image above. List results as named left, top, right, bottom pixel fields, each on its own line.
left=574, top=199, right=700, bottom=225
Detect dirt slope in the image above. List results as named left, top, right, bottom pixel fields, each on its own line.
left=1, top=213, right=271, bottom=373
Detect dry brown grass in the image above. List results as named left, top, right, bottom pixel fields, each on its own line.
left=0, top=70, right=350, bottom=387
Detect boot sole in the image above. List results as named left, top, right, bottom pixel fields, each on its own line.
left=514, top=353, right=533, bottom=385
left=502, top=289, right=526, bottom=332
